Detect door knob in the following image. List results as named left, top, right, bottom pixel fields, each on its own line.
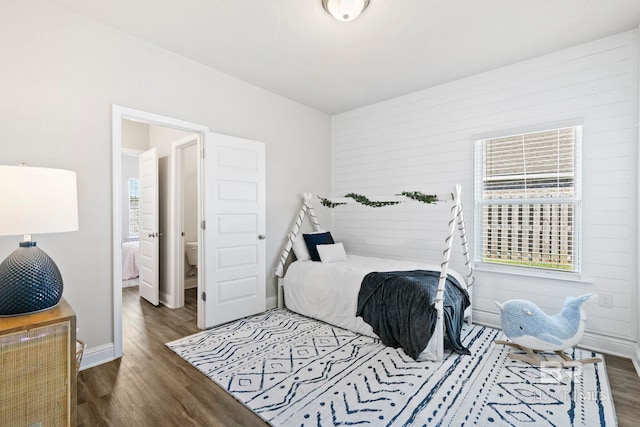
left=258, top=234, right=266, bottom=240
left=148, top=232, right=155, bottom=238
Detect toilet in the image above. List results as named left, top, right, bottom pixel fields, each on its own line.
left=185, top=241, right=198, bottom=277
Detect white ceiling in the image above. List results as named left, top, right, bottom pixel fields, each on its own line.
left=51, top=0, right=640, bottom=114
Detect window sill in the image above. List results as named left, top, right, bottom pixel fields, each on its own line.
left=473, top=263, right=592, bottom=285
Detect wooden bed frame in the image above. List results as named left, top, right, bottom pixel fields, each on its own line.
left=275, top=184, right=474, bottom=361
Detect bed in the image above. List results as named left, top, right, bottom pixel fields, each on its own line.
left=275, top=185, right=473, bottom=361
left=122, top=240, right=140, bottom=280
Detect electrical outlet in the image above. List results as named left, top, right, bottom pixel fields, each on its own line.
left=599, top=292, right=613, bottom=308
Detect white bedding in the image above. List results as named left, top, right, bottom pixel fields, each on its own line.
left=122, top=241, right=140, bottom=280
left=283, top=254, right=468, bottom=357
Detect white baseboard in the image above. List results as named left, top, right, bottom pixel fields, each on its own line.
left=79, top=343, right=116, bottom=371
left=471, top=309, right=501, bottom=329
left=633, top=345, right=640, bottom=376
left=79, top=295, right=285, bottom=373
left=77, top=308, right=640, bottom=379
left=266, top=295, right=277, bottom=309
left=159, top=291, right=178, bottom=309
left=472, top=309, right=638, bottom=361
left=184, top=277, right=197, bottom=289
left=578, top=333, right=637, bottom=360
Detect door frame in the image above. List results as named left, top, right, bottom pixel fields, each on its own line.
left=169, top=134, right=201, bottom=313
left=111, top=105, right=209, bottom=358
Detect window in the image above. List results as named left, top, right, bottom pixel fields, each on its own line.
left=474, top=126, right=581, bottom=272
left=128, top=178, right=140, bottom=237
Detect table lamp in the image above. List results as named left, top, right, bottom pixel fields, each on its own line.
left=0, top=165, right=79, bottom=316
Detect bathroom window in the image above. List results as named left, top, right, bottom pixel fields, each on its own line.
left=128, top=178, right=140, bottom=237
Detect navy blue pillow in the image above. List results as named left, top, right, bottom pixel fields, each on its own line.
left=303, top=232, right=335, bottom=262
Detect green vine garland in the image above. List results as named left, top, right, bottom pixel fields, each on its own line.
left=344, top=193, right=400, bottom=207
left=318, top=191, right=438, bottom=208
left=398, top=191, right=438, bottom=204
left=319, top=197, right=346, bottom=208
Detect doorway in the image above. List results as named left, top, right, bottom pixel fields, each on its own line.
left=112, top=105, right=267, bottom=360
left=111, top=105, right=208, bottom=358
left=169, top=135, right=201, bottom=312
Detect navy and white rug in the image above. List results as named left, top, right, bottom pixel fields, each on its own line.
left=166, top=309, right=616, bottom=426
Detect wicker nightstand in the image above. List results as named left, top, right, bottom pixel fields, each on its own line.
left=0, top=298, right=77, bottom=426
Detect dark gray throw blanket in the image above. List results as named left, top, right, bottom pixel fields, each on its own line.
left=356, top=270, right=471, bottom=360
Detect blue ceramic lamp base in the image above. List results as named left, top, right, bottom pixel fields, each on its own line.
left=0, top=241, right=63, bottom=316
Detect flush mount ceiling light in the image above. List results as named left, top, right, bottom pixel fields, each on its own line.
left=322, top=0, right=370, bottom=22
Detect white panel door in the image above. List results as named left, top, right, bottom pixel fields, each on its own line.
left=202, top=133, right=266, bottom=328
left=138, top=148, right=159, bottom=306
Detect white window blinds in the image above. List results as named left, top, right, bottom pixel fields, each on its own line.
left=474, top=126, right=581, bottom=272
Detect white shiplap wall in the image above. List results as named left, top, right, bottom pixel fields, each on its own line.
left=331, top=30, right=638, bottom=356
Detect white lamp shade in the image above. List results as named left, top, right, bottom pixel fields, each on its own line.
left=323, top=0, right=369, bottom=22
left=0, top=165, right=79, bottom=236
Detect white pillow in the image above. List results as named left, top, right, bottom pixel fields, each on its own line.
left=317, top=242, right=348, bottom=263
left=291, top=229, right=325, bottom=261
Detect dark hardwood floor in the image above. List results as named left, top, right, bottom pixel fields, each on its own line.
left=77, top=287, right=268, bottom=427
left=78, top=287, right=640, bottom=426
left=605, top=352, right=640, bottom=426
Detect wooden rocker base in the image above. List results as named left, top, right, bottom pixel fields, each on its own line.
left=494, top=339, right=602, bottom=368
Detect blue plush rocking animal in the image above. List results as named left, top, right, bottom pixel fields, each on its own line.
left=494, top=293, right=602, bottom=367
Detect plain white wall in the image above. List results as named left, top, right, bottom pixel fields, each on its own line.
left=0, top=0, right=331, bottom=357
left=149, top=125, right=194, bottom=157
left=122, top=120, right=150, bottom=152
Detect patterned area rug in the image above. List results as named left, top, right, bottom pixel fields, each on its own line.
left=166, top=309, right=616, bottom=426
